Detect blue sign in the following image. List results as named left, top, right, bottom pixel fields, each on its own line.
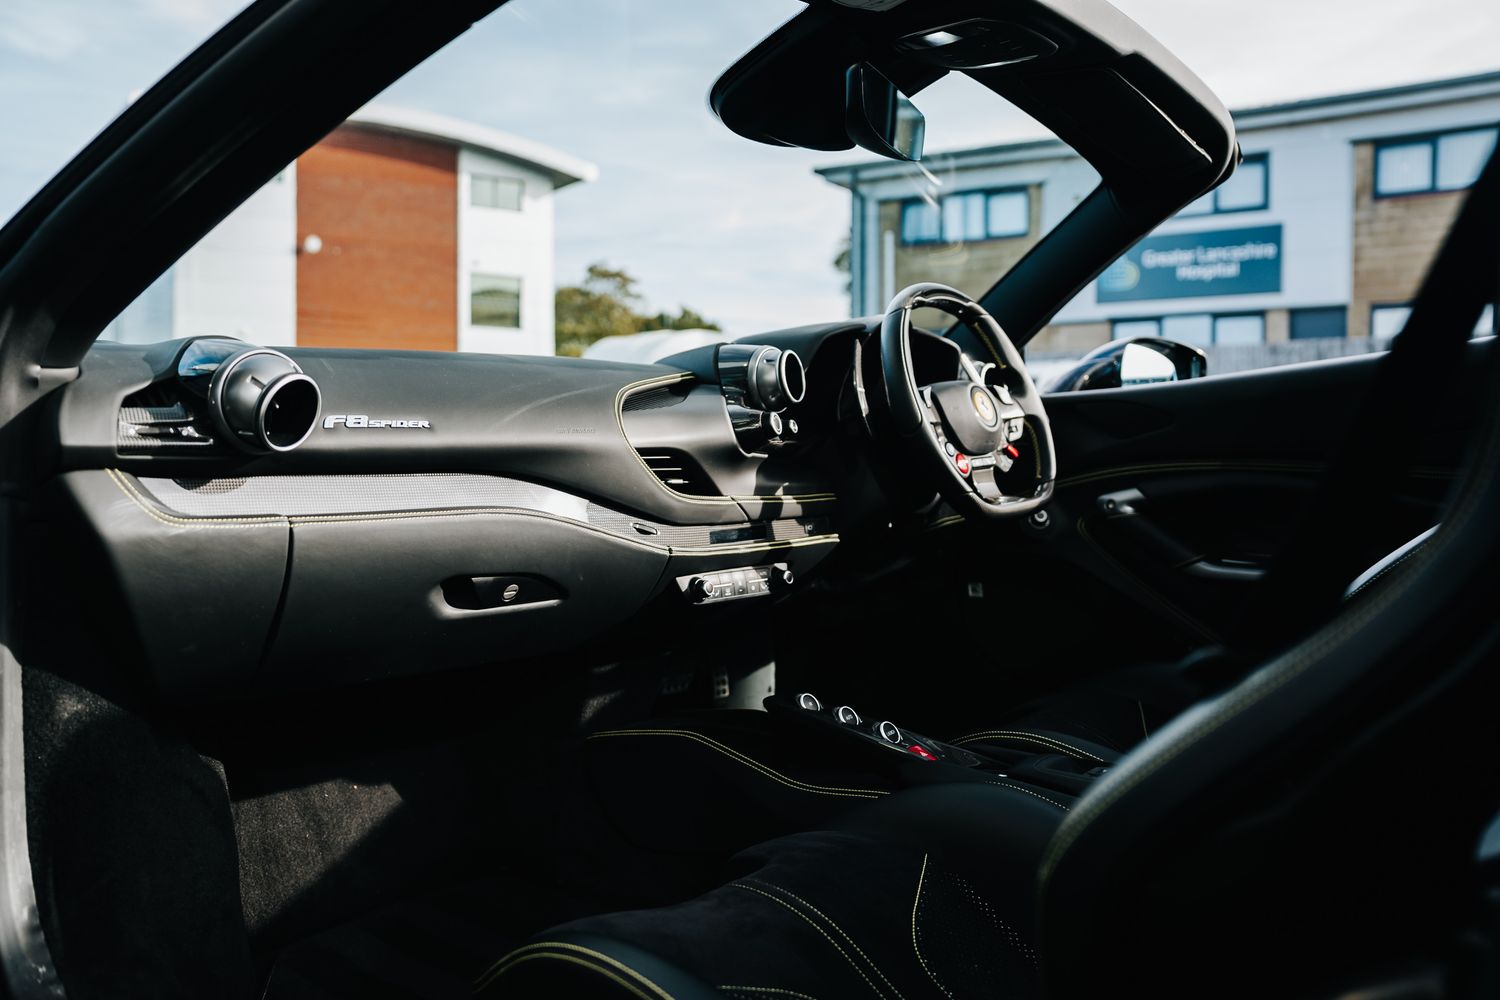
left=1097, top=224, right=1282, bottom=302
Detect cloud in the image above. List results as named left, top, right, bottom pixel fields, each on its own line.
left=0, top=6, right=90, bottom=60
left=140, top=0, right=242, bottom=30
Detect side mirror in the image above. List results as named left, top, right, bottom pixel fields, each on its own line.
left=844, top=64, right=925, bottom=162
left=1044, top=337, right=1207, bottom=392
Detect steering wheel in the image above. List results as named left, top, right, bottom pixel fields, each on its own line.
left=858, top=282, right=1056, bottom=520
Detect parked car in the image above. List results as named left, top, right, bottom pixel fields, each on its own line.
left=0, top=1, right=1497, bottom=998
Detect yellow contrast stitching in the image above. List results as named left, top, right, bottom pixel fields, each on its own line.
left=115, top=468, right=839, bottom=557
left=987, top=781, right=1071, bottom=812
left=671, top=535, right=839, bottom=556
left=949, top=730, right=1107, bottom=764
left=589, top=730, right=885, bottom=799
left=910, top=854, right=954, bottom=999
left=718, top=988, right=821, bottom=1000
left=474, top=941, right=676, bottom=998
left=615, top=372, right=837, bottom=505
left=107, top=469, right=285, bottom=527
left=744, top=880, right=904, bottom=1000
left=732, top=883, right=891, bottom=1000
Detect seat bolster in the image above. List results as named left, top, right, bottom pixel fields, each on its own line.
left=475, top=930, right=724, bottom=999
left=1344, top=525, right=1440, bottom=600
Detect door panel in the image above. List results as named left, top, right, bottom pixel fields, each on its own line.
left=1020, top=342, right=1483, bottom=647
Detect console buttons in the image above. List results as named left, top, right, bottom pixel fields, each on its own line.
left=797, top=692, right=823, bottom=712
left=969, top=453, right=996, bottom=471
left=680, top=565, right=787, bottom=604
left=877, top=721, right=903, bottom=745
left=953, top=453, right=971, bottom=476
left=835, top=705, right=863, bottom=726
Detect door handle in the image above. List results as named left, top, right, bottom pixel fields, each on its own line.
left=1095, top=488, right=1266, bottom=581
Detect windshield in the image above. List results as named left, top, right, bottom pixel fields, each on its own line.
left=65, top=0, right=1079, bottom=356
left=13, top=0, right=1497, bottom=370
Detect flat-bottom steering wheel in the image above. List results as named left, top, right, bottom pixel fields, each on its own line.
left=858, top=282, right=1056, bottom=520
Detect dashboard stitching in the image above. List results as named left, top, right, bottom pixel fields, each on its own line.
left=106, top=469, right=285, bottom=527
left=114, top=470, right=840, bottom=556
left=615, top=372, right=838, bottom=505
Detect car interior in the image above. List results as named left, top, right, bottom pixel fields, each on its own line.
left=1, top=0, right=1499, bottom=998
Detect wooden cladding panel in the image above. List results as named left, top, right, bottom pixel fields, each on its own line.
left=296, top=126, right=457, bottom=351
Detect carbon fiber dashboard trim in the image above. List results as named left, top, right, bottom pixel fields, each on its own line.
left=130, top=472, right=835, bottom=553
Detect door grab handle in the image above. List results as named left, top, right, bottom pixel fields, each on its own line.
left=1097, top=488, right=1146, bottom=517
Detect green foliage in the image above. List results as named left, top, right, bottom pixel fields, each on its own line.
left=554, top=263, right=722, bottom=357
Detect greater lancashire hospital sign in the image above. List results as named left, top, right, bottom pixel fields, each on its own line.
left=1096, top=224, right=1283, bottom=302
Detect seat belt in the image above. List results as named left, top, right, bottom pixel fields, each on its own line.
left=1233, top=139, right=1500, bottom=654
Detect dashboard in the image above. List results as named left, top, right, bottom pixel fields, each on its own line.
left=44, top=321, right=921, bottom=698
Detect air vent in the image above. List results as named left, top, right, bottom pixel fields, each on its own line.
left=117, top=383, right=219, bottom=454
left=622, top=382, right=692, bottom=412
left=637, top=449, right=720, bottom=497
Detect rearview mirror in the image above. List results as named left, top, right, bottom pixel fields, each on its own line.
left=845, top=64, right=925, bottom=162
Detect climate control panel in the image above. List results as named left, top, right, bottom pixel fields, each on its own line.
left=676, top=563, right=794, bottom=604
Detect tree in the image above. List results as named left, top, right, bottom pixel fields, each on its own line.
left=554, top=263, right=721, bottom=357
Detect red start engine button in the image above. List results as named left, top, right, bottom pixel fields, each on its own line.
left=953, top=453, right=971, bottom=476
left=907, top=745, right=938, bottom=762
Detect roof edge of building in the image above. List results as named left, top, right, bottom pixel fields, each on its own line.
left=816, top=67, right=1500, bottom=184
left=348, top=104, right=599, bottom=188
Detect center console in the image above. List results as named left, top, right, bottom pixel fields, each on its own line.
left=768, top=691, right=1113, bottom=798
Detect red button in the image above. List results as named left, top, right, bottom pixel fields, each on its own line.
left=1003, top=444, right=1020, bottom=459
left=907, top=745, right=938, bottom=762
left=953, top=453, right=971, bottom=476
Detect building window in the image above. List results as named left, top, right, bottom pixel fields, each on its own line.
left=900, top=188, right=1029, bottom=245
left=1289, top=306, right=1348, bottom=340
left=471, top=174, right=524, bottom=210
left=1374, top=127, right=1498, bottom=197
left=1111, top=312, right=1265, bottom=346
left=1370, top=304, right=1411, bottom=342
left=1178, top=153, right=1269, bottom=216
left=471, top=274, right=522, bottom=328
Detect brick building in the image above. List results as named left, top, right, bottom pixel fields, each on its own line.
left=818, top=71, right=1500, bottom=369
left=106, top=105, right=595, bottom=356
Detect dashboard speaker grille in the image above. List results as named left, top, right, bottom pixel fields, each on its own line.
left=636, top=449, right=719, bottom=496
left=622, top=382, right=692, bottom=412
left=117, top=383, right=220, bottom=453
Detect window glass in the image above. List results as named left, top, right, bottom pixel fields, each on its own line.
left=1289, top=306, right=1347, bottom=340
left=1371, top=304, right=1411, bottom=341
left=1436, top=129, right=1498, bottom=191
left=962, top=193, right=986, bottom=240
left=986, top=191, right=1028, bottom=237
left=902, top=200, right=940, bottom=244
left=471, top=274, right=522, bottom=328
left=941, top=195, right=969, bottom=243
left=1213, top=313, right=1265, bottom=345
left=471, top=174, right=524, bottom=210
left=1479, top=304, right=1496, bottom=338
left=1215, top=157, right=1267, bottom=212
left=1161, top=313, right=1212, bottom=347
left=1376, top=143, right=1433, bottom=195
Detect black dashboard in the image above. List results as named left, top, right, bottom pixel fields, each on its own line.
left=44, top=321, right=920, bottom=698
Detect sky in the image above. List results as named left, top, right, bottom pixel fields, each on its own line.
left=2, top=0, right=1499, bottom=336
